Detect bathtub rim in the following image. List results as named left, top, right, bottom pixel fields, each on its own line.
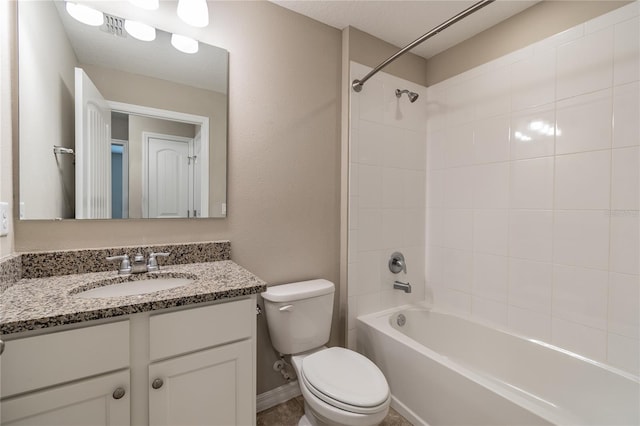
left=357, top=302, right=639, bottom=383
left=356, top=303, right=639, bottom=426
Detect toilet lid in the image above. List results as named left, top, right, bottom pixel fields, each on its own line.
left=301, top=347, right=389, bottom=411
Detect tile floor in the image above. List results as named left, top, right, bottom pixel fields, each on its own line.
left=256, top=396, right=413, bottom=426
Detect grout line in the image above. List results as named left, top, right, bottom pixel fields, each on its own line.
left=604, top=53, right=616, bottom=362
left=549, top=38, right=560, bottom=345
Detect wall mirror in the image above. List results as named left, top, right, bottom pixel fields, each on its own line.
left=18, top=1, right=228, bottom=220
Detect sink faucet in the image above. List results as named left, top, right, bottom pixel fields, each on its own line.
left=394, top=280, right=412, bottom=293
left=106, top=254, right=131, bottom=275
left=147, top=252, right=170, bottom=272
left=131, top=253, right=147, bottom=274
left=106, top=252, right=170, bottom=275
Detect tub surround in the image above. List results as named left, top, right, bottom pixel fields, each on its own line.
left=0, top=241, right=266, bottom=335
left=424, top=2, right=639, bottom=371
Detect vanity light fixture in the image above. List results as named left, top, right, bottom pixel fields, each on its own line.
left=128, top=0, right=159, bottom=10
left=124, top=20, right=156, bottom=41
left=177, top=0, right=209, bottom=28
left=65, top=2, right=104, bottom=26
left=171, top=34, right=199, bottom=54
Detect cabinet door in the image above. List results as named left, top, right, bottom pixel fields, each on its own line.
left=149, top=340, right=253, bottom=426
left=1, top=370, right=130, bottom=426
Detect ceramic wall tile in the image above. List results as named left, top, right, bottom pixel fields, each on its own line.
left=555, top=90, right=612, bottom=155
left=556, top=28, right=614, bottom=100
left=554, top=150, right=611, bottom=210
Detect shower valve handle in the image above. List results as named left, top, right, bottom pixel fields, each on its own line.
left=389, top=252, right=406, bottom=274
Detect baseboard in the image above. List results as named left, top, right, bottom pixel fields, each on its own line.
left=256, top=381, right=302, bottom=413
left=391, top=395, right=428, bottom=426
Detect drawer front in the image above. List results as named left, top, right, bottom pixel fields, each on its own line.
left=1, top=321, right=130, bottom=398
left=149, top=297, right=253, bottom=361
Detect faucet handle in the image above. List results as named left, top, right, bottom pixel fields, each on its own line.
left=389, top=252, right=407, bottom=274
left=147, top=252, right=170, bottom=272
left=106, top=254, right=131, bottom=275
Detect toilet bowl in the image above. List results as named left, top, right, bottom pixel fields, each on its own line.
left=292, top=347, right=390, bottom=426
left=262, top=280, right=390, bottom=426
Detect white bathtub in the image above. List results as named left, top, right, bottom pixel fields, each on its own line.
left=357, top=306, right=639, bottom=426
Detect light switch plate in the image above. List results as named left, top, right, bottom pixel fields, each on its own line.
left=0, top=202, right=9, bottom=237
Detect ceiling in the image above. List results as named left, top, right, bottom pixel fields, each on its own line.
left=271, top=0, right=540, bottom=59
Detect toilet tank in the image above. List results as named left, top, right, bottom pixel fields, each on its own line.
left=262, top=279, right=334, bottom=355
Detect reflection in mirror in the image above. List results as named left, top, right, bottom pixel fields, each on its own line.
left=107, top=100, right=210, bottom=219
left=18, top=0, right=228, bottom=220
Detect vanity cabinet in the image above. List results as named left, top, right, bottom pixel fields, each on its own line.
left=149, top=340, right=253, bottom=426
left=0, top=321, right=131, bottom=426
left=1, top=296, right=257, bottom=426
left=146, top=297, right=255, bottom=426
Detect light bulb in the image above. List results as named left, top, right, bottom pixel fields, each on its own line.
left=65, top=2, right=104, bottom=26
left=124, top=20, right=156, bottom=41
left=171, top=34, right=199, bottom=54
left=177, top=0, right=209, bottom=28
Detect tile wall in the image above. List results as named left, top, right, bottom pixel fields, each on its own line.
left=426, top=3, right=639, bottom=374
left=347, top=62, right=427, bottom=348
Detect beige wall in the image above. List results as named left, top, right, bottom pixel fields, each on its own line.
left=11, top=1, right=342, bottom=395
left=0, top=0, right=15, bottom=258
left=18, top=0, right=77, bottom=219
left=426, top=0, right=632, bottom=85
left=347, top=26, right=428, bottom=87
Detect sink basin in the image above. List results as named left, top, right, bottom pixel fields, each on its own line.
left=72, top=274, right=196, bottom=299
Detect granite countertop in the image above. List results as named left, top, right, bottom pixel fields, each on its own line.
left=0, top=260, right=267, bottom=335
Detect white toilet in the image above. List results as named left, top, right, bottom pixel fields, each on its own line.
left=262, top=279, right=390, bottom=426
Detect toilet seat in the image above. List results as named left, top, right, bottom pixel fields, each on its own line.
left=300, top=347, right=389, bottom=415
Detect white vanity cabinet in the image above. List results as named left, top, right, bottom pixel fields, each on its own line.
left=1, top=295, right=257, bottom=426
left=148, top=340, right=253, bottom=426
left=0, top=321, right=131, bottom=426
left=146, top=297, right=256, bottom=426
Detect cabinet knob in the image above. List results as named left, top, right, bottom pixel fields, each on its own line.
left=112, top=387, right=126, bottom=400
left=152, top=378, right=164, bottom=389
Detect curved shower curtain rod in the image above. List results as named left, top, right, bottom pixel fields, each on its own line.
left=352, top=0, right=495, bottom=92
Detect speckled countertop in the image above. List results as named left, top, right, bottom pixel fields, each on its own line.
left=0, top=260, right=266, bottom=335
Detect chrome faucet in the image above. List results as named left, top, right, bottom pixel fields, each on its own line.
left=389, top=252, right=407, bottom=274
left=130, top=253, right=147, bottom=274
left=394, top=280, right=412, bottom=293
left=106, top=254, right=131, bottom=275
left=147, top=252, right=170, bottom=272
left=107, top=252, right=170, bottom=275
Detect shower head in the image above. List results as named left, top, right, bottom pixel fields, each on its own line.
left=395, top=89, right=419, bottom=103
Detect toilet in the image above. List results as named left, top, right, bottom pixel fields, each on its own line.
left=262, top=279, right=390, bottom=426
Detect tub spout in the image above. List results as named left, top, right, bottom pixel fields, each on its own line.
left=394, top=280, right=412, bottom=293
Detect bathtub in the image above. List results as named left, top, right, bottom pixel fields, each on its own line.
left=357, top=306, right=639, bottom=426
